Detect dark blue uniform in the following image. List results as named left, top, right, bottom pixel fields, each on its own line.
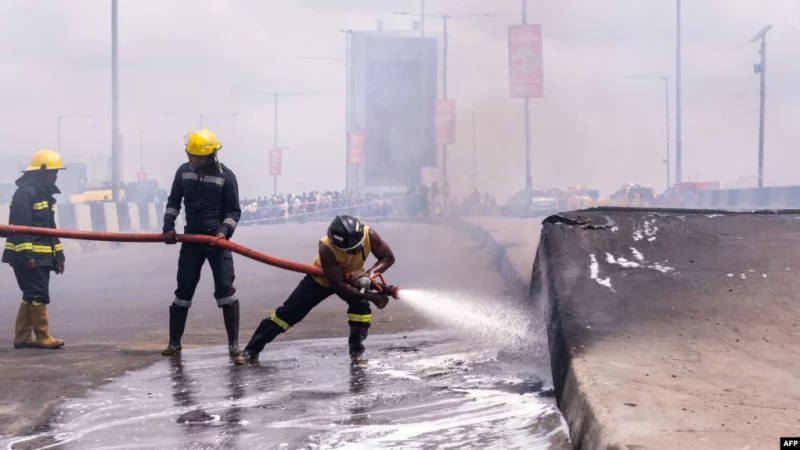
left=2, top=174, right=65, bottom=305
left=163, top=163, right=241, bottom=306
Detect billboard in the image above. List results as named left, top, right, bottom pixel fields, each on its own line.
left=269, top=148, right=282, bottom=176
left=349, top=32, right=438, bottom=188
left=435, top=100, right=456, bottom=145
left=349, top=131, right=365, bottom=165
left=508, top=24, right=544, bottom=98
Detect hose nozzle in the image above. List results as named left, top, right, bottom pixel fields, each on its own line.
left=347, top=272, right=401, bottom=299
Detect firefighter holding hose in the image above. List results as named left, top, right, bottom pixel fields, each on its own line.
left=235, top=215, right=395, bottom=366
left=2, top=149, right=66, bottom=349
left=161, top=128, right=243, bottom=357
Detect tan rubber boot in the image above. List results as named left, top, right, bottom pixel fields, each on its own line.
left=30, top=304, right=65, bottom=349
left=13, top=302, right=36, bottom=349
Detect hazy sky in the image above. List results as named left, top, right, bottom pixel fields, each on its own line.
left=2, top=0, right=799, bottom=199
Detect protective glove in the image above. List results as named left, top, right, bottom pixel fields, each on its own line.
left=163, top=230, right=178, bottom=245
left=349, top=269, right=370, bottom=281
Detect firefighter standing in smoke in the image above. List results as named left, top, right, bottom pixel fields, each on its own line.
left=2, top=149, right=66, bottom=349
left=235, top=215, right=395, bottom=365
left=162, top=128, right=243, bottom=357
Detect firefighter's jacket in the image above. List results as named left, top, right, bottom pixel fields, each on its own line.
left=162, top=162, right=241, bottom=238
left=2, top=174, right=65, bottom=268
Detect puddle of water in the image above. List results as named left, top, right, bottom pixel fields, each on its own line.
left=1, top=331, right=569, bottom=450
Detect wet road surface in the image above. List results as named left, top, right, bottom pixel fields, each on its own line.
left=3, top=331, right=568, bottom=450
left=0, top=222, right=568, bottom=448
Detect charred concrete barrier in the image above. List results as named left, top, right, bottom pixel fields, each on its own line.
left=534, top=207, right=800, bottom=449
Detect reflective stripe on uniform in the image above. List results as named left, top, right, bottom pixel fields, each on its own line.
left=5, top=242, right=33, bottom=251
left=173, top=298, right=192, bottom=308
left=5, top=242, right=58, bottom=253
left=165, top=207, right=179, bottom=217
left=223, top=218, right=238, bottom=229
left=54, top=243, right=63, bottom=252
left=182, top=172, right=198, bottom=181
left=347, top=313, right=372, bottom=323
left=203, top=175, right=225, bottom=187
left=270, top=312, right=291, bottom=331
left=215, top=295, right=237, bottom=306
left=32, top=201, right=49, bottom=210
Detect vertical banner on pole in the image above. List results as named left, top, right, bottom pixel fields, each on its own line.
left=269, top=148, right=282, bottom=176
left=435, top=99, right=456, bottom=145
left=349, top=131, right=365, bottom=165
left=508, top=24, right=544, bottom=98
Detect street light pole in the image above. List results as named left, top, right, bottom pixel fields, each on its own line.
left=111, top=0, right=120, bottom=202
left=299, top=50, right=350, bottom=193
left=751, top=25, right=772, bottom=189
left=139, top=129, right=144, bottom=174
left=57, top=113, right=93, bottom=153
left=471, top=111, right=477, bottom=191
left=231, top=89, right=318, bottom=195
left=522, top=0, right=532, bottom=191
left=274, top=94, right=278, bottom=195
left=394, top=10, right=496, bottom=212
left=675, top=0, right=682, bottom=185
left=624, top=75, right=671, bottom=191
left=165, top=112, right=238, bottom=129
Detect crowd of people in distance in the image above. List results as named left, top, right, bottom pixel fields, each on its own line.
left=405, top=182, right=500, bottom=218
left=238, top=183, right=500, bottom=226
left=239, top=190, right=396, bottom=225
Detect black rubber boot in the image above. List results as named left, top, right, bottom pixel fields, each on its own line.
left=234, top=319, right=283, bottom=365
left=222, top=301, right=241, bottom=357
left=162, top=304, right=189, bottom=356
left=348, top=324, right=370, bottom=365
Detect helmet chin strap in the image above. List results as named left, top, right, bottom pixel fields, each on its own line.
left=213, top=152, right=224, bottom=174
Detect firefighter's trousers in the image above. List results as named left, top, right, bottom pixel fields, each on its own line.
left=13, top=265, right=51, bottom=305
left=246, top=275, right=372, bottom=356
left=173, top=243, right=237, bottom=307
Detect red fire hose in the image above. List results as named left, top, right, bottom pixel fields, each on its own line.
left=0, top=224, right=401, bottom=297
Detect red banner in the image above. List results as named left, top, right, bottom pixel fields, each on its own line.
left=435, top=99, right=456, bottom=145
left=269, top=148, right=282, bottom=176
left=508, top=24, right=543, bottom=98
left=349, top=131, right=365, bottom=165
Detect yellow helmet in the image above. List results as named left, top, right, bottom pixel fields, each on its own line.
left=23, top=149, right=65, bottom=172
left=184, top=128, right=222, bottom=156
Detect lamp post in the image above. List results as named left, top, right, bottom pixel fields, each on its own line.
left=625, top=75, right=671, bottom=190
left=165, top=112, right=238, bottom=128
left=298, top=50, right=350, bottom=192
left=751, top=25, right=772, bottom=189
left=394, top=10, right=496, bottom=212
left=471, top=111, right=477, bottom=191
left=231, top=89, right=318, bottom=195
left=675, top=0, right=683, bottom=185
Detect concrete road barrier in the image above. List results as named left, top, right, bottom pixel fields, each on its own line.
left=74, top=204, right=92, bottom=231
left=533, top=208, right=800, bottom=449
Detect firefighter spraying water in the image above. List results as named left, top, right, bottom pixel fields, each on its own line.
left=0, top=216, right=403, bottom=364
left=235, top=215, right=396, bottom=366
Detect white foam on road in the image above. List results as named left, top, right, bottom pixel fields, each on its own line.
left=0, top=332, right=568, bottom=450
left=309, top=389, right=564, bottom=450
